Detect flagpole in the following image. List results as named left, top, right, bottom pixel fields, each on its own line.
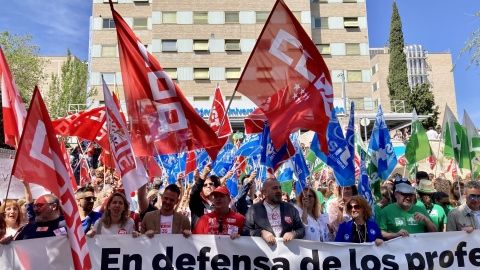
left=4, top=137, right=19, bottom=202
left=285, top=149, right=307, bottom=197
left=217, top=90, right=236, bottom=137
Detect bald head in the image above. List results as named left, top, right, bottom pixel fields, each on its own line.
left=262, top=178, right=279, bottom=191
left=262, top=178, right=282, bottom=205
left=34, top=194, right=60, bottom=222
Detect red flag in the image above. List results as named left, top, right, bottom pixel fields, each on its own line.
left=244, top=108, right=268, bottom=135
left=0, top=45, right=28, bottom=149
left=209, top=86, right=232, bottom=140
left=445, top=159, right=454, bottom=173
left=428, top=155, right=437, bottom=170
left=185, top=151, right=197, bottom=177
left=354, top=155, right=360, bottom=177
left=110, top=3, right=222, bottom=158
left=52, top=106, right=106, bottom=142
left=398, top=154, right=406, bottom=167
left=99, top=148, right=116, bottom=169
left=146, top=156, right=163, bottom=177
left=103, top=78, right=147, bottom=203
left=12, top=87, right=91, bottom=270
left=235, top=0, right=333, bottom=153
left=61, top=138, right=78, bottom=191
left=452, top=160, right=457, bottom=180
left=80, top=158, right=90, bottom=186
left=234, top=156, right=246, bottom=179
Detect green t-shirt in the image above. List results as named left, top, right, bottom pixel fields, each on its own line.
left=316, top=191, right=325, bottom=205
left=325, top=195, right=335, bottom=214
left=374, top=204, right=382, bottom=223
left=425, top=203, right=446, bottom=231
left=378, top=203, right=433, bottom=234
left=445, top=205, right=454, bottom=217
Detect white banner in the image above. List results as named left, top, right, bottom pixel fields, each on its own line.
left=2, top=231, right=480, bottom=269
left=0, top=159, right=49, bottom=200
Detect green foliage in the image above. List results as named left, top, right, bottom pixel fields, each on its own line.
left=405, top=83, right=439, bottom=129
left=454, top=12, right=480, bottom=71
left=0, top=31, right=44, bottom=149
left=387, top=2, right=410, bottom=101
left=45, top=48, right=97, bottom=119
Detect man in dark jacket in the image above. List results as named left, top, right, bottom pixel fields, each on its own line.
left=189, top=163, right=220, bottom=230
left=243, top=178, right=304, bottom=245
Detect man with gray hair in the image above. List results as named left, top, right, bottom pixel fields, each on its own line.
left=447, top=181, right=480, bottom=233
left=243, top=178, right=304, bottom=245
left=16, top=194, right=67, bottom=240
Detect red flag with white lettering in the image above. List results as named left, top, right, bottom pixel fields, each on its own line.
left=12, top=87, right=91, bottom=270
left=52, top=107, right=106, bottom=142
left=103, top=78, right=147, bottom=204
left=110, top=2, right=222, bottom=159
left=61, top=138, right=78, bottom=191
left=209, top=87, right=232, bottom=140
left=80, top=158, right=90, bottom=186
left=235, top=0, right=333, bottom=153
left=244, top=108, right=268, bottom=135
left=0, top=45, right=28, bottom=149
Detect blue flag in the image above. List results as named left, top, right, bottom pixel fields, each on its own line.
left=359, top=151, right=375, bottom=220
left=311, top=109, right=355, bottom=186
left=260, top=121, right=295, bottom=172
left=278, top=161, right=294, bottom=182
left=195, top=149, right=209, bottom=174
left=157, top=154, right=179, bottom=184
left=236, top=134, right=262, bottom=157
left=290, top=132, right=309, bottom=194
left=346, top=102, right=355, bottom=171
left=213, top=141, right=236, bottom=176
left=368, top=105, right=397, bottom=180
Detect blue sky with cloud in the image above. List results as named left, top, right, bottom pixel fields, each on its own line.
left=0, top=0, right=479, bottom=126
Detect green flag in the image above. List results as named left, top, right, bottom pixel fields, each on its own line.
left=462, top=111, right=480, bottom=178
left=442, top=105, right=462, bottom=162
left=405, top=109, right=433, bottom=170
left=305, top=149, right=327, bottom=174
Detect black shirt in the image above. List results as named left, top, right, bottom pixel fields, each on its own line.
left=16, top=216, right=67, bottom=240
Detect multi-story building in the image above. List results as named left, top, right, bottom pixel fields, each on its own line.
left=89, top=0, right=372, bottom=130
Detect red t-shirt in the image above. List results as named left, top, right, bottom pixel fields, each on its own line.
left=193, top=210, right=245, bottom=235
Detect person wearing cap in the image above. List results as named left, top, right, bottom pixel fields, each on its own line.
left=377, top=183, right=438, bottom=240
left=141, top=184, right=191, bottom=238
left=416, top=180, right=447, bottom=231
left=243, top=178, right=305, bottom=245
left=446, top=181, right=480, bottom=233
left=192, top=186, right=245, bottom=239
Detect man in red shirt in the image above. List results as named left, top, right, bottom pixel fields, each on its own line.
left=193, top=186, right=244, bottom=239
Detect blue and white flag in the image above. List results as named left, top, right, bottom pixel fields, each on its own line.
left=278, top=161, right=294, bottom=183
left=195, top=149, right=209, bottom=173
left=260, top=121, right=295, bottom=172
left=311, top=109, right=355, bottom=186
left=236, top=134, right=262, bottom=157
left=290, top=131, right=309, bottom=193
left=359, top=151, right=375, bottom=220
left=346, top=102, right=355, bottom=170
left=156, top=154, right=179, bottom=184
left=368, top=105, right=397, bottom=180
left=213, top=141, right=236, bottom=176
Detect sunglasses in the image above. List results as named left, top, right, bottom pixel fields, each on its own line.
left=218, top=218, right=223, bottom=233
left=204, top=183, right=215, bottom=187
left=81, top=196, right=97, bottom=202
left=347, top=204, right=361, bottom=210
left=439, top=201, right=451, bottom=206
left=395, top=178, right=409, bottom=184
left=468, top=194, right=480, bottom=200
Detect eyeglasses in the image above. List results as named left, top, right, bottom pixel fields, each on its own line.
left=468, top=194, right=480, bottom=200
left=347, top=204, right=360, bottom=210
left=218, top=218, right=223, bottom=233
left=204, top=183, right=215, bottom=187
left=81, top=196, right=97, bottom=202
left=395, top=178, right=409, bottom=184
left=397, top=192, right=415, bottom=198
left=33, top=203, right=55, bottom=209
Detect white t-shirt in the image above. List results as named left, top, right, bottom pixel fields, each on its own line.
left=5, top=227, right=19, bottom=238
left=93, top=218, right=135, bottom=235
left=160, top=215, right=174, bottom=234
left=265, top=202, right=282, bottom=237
left=296, top=206, right=332, bottom=242
left=426, top=130, right=438, bottom=140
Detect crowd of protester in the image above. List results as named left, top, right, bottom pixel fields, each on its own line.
left=1, top=145, right=480, bottom=249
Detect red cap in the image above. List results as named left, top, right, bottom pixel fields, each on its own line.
left=211, top=186, right=231, bottom=197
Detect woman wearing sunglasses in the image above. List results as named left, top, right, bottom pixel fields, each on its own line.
left=296, top=187, right=333, bottom=242
left=335, top=195, right=383, bottom=246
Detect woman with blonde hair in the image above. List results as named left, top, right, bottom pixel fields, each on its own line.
left=0, top=200, right=23, bottom=240
left=296, top=187, right=333, bottom=242
left=87, top=193, right=138, bottom=237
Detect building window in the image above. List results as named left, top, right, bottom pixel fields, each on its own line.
left=347, top=70, right=362, bottom=82
left=350, top=98, right=365, bottom=110
left=372, top=81, right=379, bottom=91
left=225, top=39, right=241, bottom=51
left=292, top=11, right=302, bottom=22
left=344, top=17, right=359, bottom=28
left=225, top=12, right=239, bottom=23
left=133, top=18, right=148, bottom=30
left=313, top=17, right=328, bottom=29
left=346, top=43, right=361, bottom=55
left=226, top=96, right=242, bottom=102
left=162, top=40, right=177, bottom=52
left=104, top=0, right=117, bottom=2
left=343, top=0, right=357, bottom=2
left=193, top=40, right=209, bottom=51
left=194, top=12, right=208, bottom=24
left=256, top=11, right=269, bottom=24
left=101, top=45, right=116, bottom=57
left=194, top=68, right=209, bottom=80
left=103, top=19, right=115, bottom=29
left=162, top=12, right=176, bottom=24
left=163, top=68, right=177, bottom=80
left=102, top=73, right=115, bottom=84
left=316, top=44, right=330, bottom=55
left=193, top=96, right=210, bottom=101
left=226, top=68, right=241, bottom=79
left=257, top=67, right=273, bottom=80
left=371, top=64, right=378, bottom=75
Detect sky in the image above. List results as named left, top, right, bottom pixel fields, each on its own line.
left=0, top=0, right=479, bottom=126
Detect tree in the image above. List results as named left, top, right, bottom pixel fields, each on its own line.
left=387, top=1, right=410, bottom=102
left=0, top=31, right=44, bottom=149
left=455, top=11, right=480, bottom=70
left=45, top=48, right=97, bottom=120
left=405, top=83, right=439, bottom=129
